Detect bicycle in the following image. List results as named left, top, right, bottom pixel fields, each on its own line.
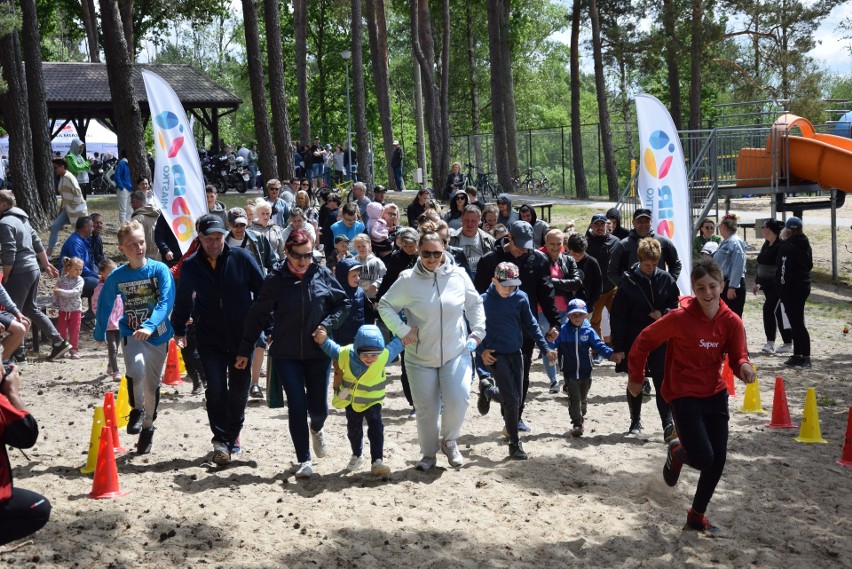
left=464, top=163, right=501, bottom=201
left=512, top=167, right=550, bottom=195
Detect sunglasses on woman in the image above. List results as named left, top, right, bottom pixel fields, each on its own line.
left=420, top=250, right=443, bottom=259
left=288, top=251, right=313, bottom=260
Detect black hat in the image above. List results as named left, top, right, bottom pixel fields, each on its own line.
left=633, top=208, right=652, bottom=220
left=198, top=214, right=228, bottom=236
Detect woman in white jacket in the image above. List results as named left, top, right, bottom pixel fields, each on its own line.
left=379, top=231, right=485, bottom=471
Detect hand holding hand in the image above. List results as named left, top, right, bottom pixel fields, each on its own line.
left=546, top=350, right=558, bottom=364
left=482, top=348, right=496, bottom=366
left=313, top=326, right=327, bottom=345
left=610, top=352, right=624, bottom=364
left=546, top=327, right=559, bottom=342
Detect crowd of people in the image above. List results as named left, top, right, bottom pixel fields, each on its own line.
left=1, top=162, right=819, bottom=543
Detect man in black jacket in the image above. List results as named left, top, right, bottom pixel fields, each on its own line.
left=607, top=208, right=682, bottom=288
left=475, top=221, right=560, bottom=431
left=171, top=215, right=265, bottom=465
left=585, top=213, right=620, bottom=344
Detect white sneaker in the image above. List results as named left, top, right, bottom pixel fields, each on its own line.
left=310, top=428, right=327, bottom=458
left=295, top=461, right=313, bottom=478
left=371, top=459, right=391, bottom=476
left=761, top=342, right=775, bottom=354
left=345, top=454, right=364, bottom=472
left=776, top=343, right=793, bottom=354
left=415, top=456, right=436, bottom=471
left=441, top=439, right=464, bottom=467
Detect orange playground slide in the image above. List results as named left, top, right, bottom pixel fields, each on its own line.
left=736, top=114, right=852, bottom=193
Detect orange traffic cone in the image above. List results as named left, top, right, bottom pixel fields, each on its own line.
left=102, top=391, right=127, bottom=454
left=765, top=376, right=797, bottom=429
left=722, top=356, right=736, bottom=397
left=837, top=406, right=852, bottom=466
left=89, top=427, right=128, bottom=499
left=163, top=339, right=183, bottom=386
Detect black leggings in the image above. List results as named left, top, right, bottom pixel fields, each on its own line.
left=671, top=390, right=729, bottom=514
left=761, top=286, right=792, bottom=344
left=0, top=488, right=51, bottom=545
left=780, top=287, right=810, bottom=357
left=722, top=278, right=746, bottom=318
left=626, top=345, right=672, bottom=430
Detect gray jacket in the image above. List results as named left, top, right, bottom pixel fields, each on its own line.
left=0, top=207, right=44, bottom=274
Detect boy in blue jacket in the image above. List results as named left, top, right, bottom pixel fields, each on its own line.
left=556, top=298, right=622, bottom=437
left=313, top=324, right=406, bottom=476
left=477, top=262, right=556, bottom=460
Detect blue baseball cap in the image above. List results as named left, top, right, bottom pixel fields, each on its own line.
left=567, top=298, right=588, bottom=315
left=591, top=213, right=607, bottom=224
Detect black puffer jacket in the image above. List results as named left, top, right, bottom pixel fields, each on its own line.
left=755, top=238, right=782, bottom=290
left=776, top=233, right=812, bottom=293
left=586, top=230, right=619, bottom=293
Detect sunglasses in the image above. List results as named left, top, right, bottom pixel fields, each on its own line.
left=420, top=250, right=443, bottom=259
left=288, top=251, right=313, bottom=260
left=497, top=200, right=507, bottom=205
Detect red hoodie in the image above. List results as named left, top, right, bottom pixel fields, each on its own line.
left=628, top=296, right=749, bottom=403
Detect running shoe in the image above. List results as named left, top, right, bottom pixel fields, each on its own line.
left=663, top=439, right=684, bottom=487
left=775, top=343, right=793, bottom=354
left=46, top=340, right=72, bottom=362
left=137, top=426, right=155, bottom=454
left=571, top=424, right=584, bottom=438
left=250, top=384, right=263, bottom=399
left=371, top=459, right=391, bottom=476
left=685, top=508, right=721, bottom=536
left=508, top=441, right=528, bottom=460
left=629, top=420, right=643, bottom=435
left=310, top=428, right=327, bottom=458
left=441, top=439, right=464, bottom=467
left=415, top=456, right=436, bottom=471
left=760, top=342, right=775, bottom=354
left=517, top=419, right=531, bottom=432
left=127, top=408, right=144, bottom=435
left=663, top=423, right=677, bottom=443
left=345, top=455, right=364, bottom=472
left=549, top=380, right=560, bottom=394
left=211, top=442, right=230, bottom=466
left=295, top=461, right=313, bottom=478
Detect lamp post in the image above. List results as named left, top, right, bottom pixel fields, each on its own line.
left=341, top=50, right=353, bottom=181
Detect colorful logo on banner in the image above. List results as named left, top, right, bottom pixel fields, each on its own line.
left=153, top=111, right=193, bottom=242
left=642, top=130, right=677, bottom=239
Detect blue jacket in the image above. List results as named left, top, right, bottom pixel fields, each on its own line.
left=477, top=285, right=549, bottom=356
left=115, top=158, right=131, bottom=191
left=56, top=232, right=97, bottom=278
left=238, top=260, right=350, bottom=359
left=334, top=258, right=365, bottom=345
left=556, top=318, right=613, bottom=380
left=319, top=324, right=404, bottom=378
left=171, top=244, right=264, bottom=354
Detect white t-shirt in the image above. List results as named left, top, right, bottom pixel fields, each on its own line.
left=458, top=233, right=484, bottom=274
left=227, top=235, right=244, bottom=249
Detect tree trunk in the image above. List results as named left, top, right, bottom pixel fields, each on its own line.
left=263, top=0, right=291, bottom=179
left=365, top=0, right=397, bottom=190
left=486, top=0, right=511, bottom=194
left=588, top=0, right=619, bottom=200
left=99, top=0, right=149, bottom=185
left=465, top=2, right=483, bottom=169
left=0, top=6, right=49, bottom=228
left=80, top=0, right=100, bottom=62
left=19, top=0, right=56, bottom=212
left=117, top=0, right=134, bottom=59
left=313, top=0, right=329, bottom=143
left=662, top=0, right=682, bottom=130
left=351, top=0, right=373, bottom=191
left=498, top=0, right=519, bottom=179
left=688, top=0, right=702, bottom=131
left=241, top=0, right=276, bottom=185
left=439, top=0, right=450, bottom=184
left=294, top=0, right=310, bottom=145
left=412, top=58, right=427, bottom=183
left=569, top=0, right=587, bottom=199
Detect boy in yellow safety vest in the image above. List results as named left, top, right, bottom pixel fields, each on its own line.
left=313, top=323, right=408, bottom=476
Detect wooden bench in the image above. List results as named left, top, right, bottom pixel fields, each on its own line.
left=514, top=202, right=554, bottom=224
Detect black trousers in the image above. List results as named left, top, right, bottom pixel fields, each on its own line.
left=761, top=286, right=792, bottom=344
left=722, top=277, right=746, bottom=318
left=488, top=352, right=524, bottom=445
left=780, top=286, right=810, bottom=357
left=0, top=488, right=51, bottom=545
left=626, top=344, right=671, bottom=429
left=519, top=335, right=535, bottom=421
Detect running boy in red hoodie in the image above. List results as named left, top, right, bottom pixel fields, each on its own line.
left=626, top=257, right=756, bottom=535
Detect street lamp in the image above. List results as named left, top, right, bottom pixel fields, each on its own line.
left=341, top=50, right=353, bottom=181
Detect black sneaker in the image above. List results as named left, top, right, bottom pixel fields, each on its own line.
left=784, top=355, right=803, bottom=367
left=571, top=424, right=584, bottom=437
left=137, top=426, right=155, bottom=454
left=663, top=440, right=684, bottom=487
left=629, top=420, right=643, bottom=435
left=799, top=357, right=812, bottom=369
left=508, top=441, right=528, bottom=460
left=663, top=423, right=677, bottom=443
left=685, top=508, right=721, bottom=536
left=477, top=379, right=492, bottom=416
left=191, top=379, right=203, bottom=395
left=250, top=384, right=263, bottom=399
left=46, top=340, right=72, bottom=362
left=127, top=408, right=144, bottom=435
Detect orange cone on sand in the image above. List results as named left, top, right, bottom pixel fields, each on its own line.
left=722, top=356, right=736, bottom=397
left=836, top=406, right=852, bottom=466
left=163, top=339, right=183, bottom=386
left=102, top=391, right=126, bottom=454
left=80, top=406, right=105, bottom=475
left=765, top=376, right=797, bottom=429
left=795, top=387, right=828, bottom=444
left=89, top=427, right=128, bottom=499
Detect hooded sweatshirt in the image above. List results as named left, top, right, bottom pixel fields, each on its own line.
left=334, top=258, right=365, bottom=345
left=606, top=207, right=629, bottom=240
left=131, top=204, right=161, bottom=259
left=496, top=193, right=519, bottom=227
left=556, top=317, right=613, bottom=380
left=518, top=206, right=549, bottom=248
left=776, top=233, right=812, bottom=293
left=0, top=207, right=44, bottom=273
left=628, top=296, right=749, bottom=403
left=66, top=138, right=90, bottom=184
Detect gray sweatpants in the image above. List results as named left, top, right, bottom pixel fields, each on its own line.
left=5, top=268, right=62, bottom=345
left=123, top=337, right=168, bottom=429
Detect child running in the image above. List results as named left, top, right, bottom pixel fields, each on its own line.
left=555, top=298, right=622, bottom=437
left=477, top=262, right=556, bottom=460
left=313, top=324, right=406, bottom=476
left=92, top=259, right=124, bottom=380
left=627, top=257, right=755, bottom=535
left=93, top=220, right=175, bottom=454
left=53, top=257, right=84, bottom=359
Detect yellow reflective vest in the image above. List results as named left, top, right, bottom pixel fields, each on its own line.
left=332, top=347, right=390, bottom=412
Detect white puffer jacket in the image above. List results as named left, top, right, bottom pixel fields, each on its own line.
left=379, top=253, right=485, bottom=368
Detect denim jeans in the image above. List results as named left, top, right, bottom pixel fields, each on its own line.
left=538, top=310, right=566, bottom=383
left=48, top=210, right=70, bottom=250
left=200, top=351, right=252, bottom=449
left=274, top=357, right=332, bottom=462
left=346, top=404, right=384, bottom=462
left=393, top=165, right=403, bottom=191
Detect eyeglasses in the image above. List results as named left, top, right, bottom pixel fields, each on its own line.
left=288, top=251, right=313, bottom=260
left=420, top=250, right=443, bottom=259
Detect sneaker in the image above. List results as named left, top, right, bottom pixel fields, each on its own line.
left=784, top=355, right=803, bottom=367
left=629, top=420, right=643, bottom=435
left=250, top=384, right=263, bottom=399
left=517, top=419, right=531, bottom=432
left=68, top=350, right=80, bottom=360
left=191, top=379, right=203, bottom=395
left=295, top=461, right=313, bottom=478
left=310, top=428, right=327, bottom=458
left=508, top=441, right=528, bottom=460
left=549, top=380, right=560, bottom=394
left=685, top=508, right=721, bottom=536
left=799, top=357, right=812, bottom=369
left=408, top=408, right=416, bottom=419
left=230, top=438, right=242, bottom=455
left=211, top=442, right=230, bottom=465
left=441, top=439, right=464, bottom=467
left=663, top=423, right=677, bottom=443
left=46, top=340, right=72, bottom=361
left=415, top=455, right=436, bottom=471
left=592, top=355, right=603, bottom=365
left=111, top=372, right=122, bottom=382
left=371, top=459, right=391, bottom=476
left=571, top=424, right=584, bottom=437
left=663, top=440, right=684, bottom=486
left=760, top=341, right=775, bottom=354
left=137, top=426, right=155, bottom=454
left=127, top=408, right=144, bottom=435
left=477, top=379, right=492, bottom=416
left=642, top=379, right=653, bottom=398
left=776, top=342, right=793, bottom=354
left=345, top=454, right=364, bottom=472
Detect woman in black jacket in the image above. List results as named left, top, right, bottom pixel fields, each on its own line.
left=611, top=238, right=680, bottom=440
left=775, top=217, right=813, bottom=368
left=237, top=229, right=350, bottom=478
left=406, top=189, right=430, bottom=229
left=753, top=219, right=792, bottom=354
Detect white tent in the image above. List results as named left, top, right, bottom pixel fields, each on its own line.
left=0, top=120, right=118, bottom=159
